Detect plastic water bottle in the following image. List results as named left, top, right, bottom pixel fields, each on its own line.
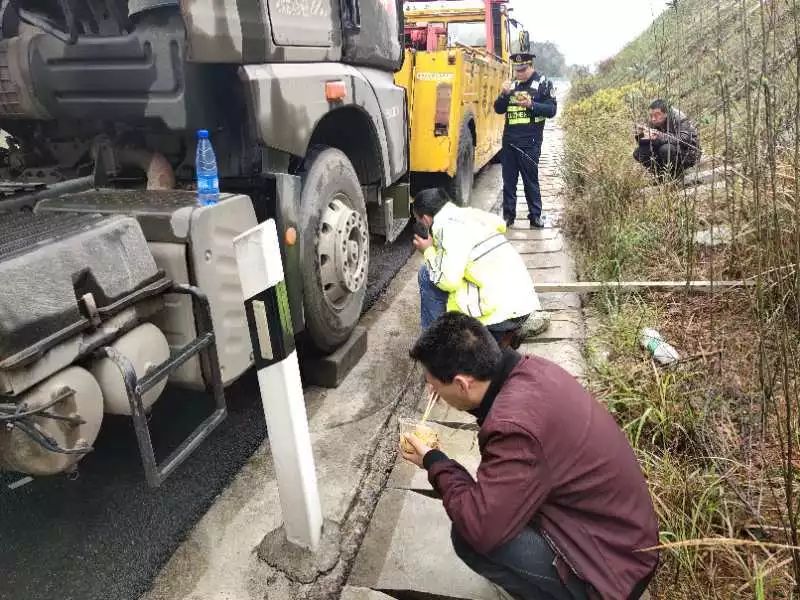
left=639, top=328, right=680, bottom=366
left=195, top=129, right=219, bottom=206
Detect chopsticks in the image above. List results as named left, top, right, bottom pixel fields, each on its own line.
left=421, top=389, right=439, bottom=424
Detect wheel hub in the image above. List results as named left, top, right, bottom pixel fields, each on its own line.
left=317, top=196, right=369, bottom=308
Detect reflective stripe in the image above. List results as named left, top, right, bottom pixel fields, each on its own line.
left=465, top=281, right=482, bottom=317
left=469, top=233, right=508, bottom=262
left=428, top=228, right=446, bottom=286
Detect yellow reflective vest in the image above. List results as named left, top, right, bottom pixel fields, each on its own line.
left=422, top=202, right=541, bottom=325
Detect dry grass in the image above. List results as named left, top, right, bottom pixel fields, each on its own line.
left=584, top=290, right=794, bottom=598
left=562, top=2, right=800, bottom=595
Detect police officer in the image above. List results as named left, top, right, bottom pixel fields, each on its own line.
left=494, top=53, right=557, bottom=229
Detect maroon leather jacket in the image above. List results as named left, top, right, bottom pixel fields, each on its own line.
left=424, top=351, right=659, bottom=599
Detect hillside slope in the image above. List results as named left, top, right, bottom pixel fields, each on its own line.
left=561, top=2, right=800, bottom=599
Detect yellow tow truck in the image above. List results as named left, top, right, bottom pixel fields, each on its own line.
left=396, top=0, right=531, bottom=205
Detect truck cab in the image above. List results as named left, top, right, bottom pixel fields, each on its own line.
left=395, top=0, right=530, bottom=205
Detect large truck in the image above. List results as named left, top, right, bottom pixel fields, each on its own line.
left=396, top=0, right=530, bottom=205
left=0, top=0, right=409, bottom=486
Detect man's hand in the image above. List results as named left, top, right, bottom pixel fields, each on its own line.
left=501, top=80, right=513, bottom=95
left=517, top=94, right=532, bottom=108
left=413, top=234, right=433, bottom=252
left=401, top=433, right=432, bottom=469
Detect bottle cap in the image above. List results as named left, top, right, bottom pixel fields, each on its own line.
left=197, top=129, right=209, bottom=139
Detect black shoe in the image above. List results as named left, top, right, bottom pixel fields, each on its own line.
left=505, top=218, right=515, bottom=228
left=530, top=216, right=545, bottom=229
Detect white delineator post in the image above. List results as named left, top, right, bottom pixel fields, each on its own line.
left=233, top=219, right=323, bottom=551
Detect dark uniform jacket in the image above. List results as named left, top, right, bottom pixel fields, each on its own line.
left=493, top=73, right=557, bottom=146
left=637, top=107, right=701, bottom=162
left=423, top=350, right=660, bottom=599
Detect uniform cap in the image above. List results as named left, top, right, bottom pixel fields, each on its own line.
left=511, top=52, right=536, bottom=66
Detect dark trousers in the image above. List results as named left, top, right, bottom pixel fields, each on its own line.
left=634, top=142, right=697, bottom=180
left=418, top=265, right=528, bottom=341
left=452, top=527, right=590, bottom=600
left=419, top=264, right=450, bottom=330
left=502, top=142, right=542, bottom=223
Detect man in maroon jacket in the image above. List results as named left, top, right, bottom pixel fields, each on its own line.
left=402, top=313, right=659, bottom=599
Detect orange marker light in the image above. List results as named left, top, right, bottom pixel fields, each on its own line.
left=325, top=80, right=347, bottom=102
left=285, top=227, right=297, bottom=246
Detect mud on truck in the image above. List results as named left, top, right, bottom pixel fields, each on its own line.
left=0, top=0, right=409, bottom=486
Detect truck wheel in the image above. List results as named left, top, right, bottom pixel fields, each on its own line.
left=299, top=147, right=369, bottom=354
left=449, top=122, right=475, bottom=206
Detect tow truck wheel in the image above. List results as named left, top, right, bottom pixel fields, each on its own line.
left=299, top=147, right=369, bottom=354
left=449, top=122, right=475, bottom=206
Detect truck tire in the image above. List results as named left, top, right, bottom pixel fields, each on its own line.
left=449, top=122, right=475, bottom=206
left=299, top=147, right=369, bottom=354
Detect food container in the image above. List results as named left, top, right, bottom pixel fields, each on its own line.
left=398, top=416, right=441, bottom=453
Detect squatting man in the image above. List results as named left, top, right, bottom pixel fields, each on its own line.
left=401, top=312, right=660, bottom=600
left=411, top=188, right=549, bottom=348
left=634, top=98, right=701, bottom=180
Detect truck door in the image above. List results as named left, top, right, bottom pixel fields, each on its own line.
left=266, top=0, right=335, bottom=47
left=341, top=0, right=404, bottom=70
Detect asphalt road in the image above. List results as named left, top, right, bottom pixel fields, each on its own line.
left=0, top=225, right=415, bottom=600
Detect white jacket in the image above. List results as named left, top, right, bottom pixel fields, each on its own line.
left=423, top=202, right=541, bottom=325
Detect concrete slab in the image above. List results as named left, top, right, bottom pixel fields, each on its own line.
left=506, top=228, right=560, bottom=241
left=522, top=252, right=572, bottom=270
left=340, top=587, right=396, bottom=600
left=526, top=317, right=585, bottom=342
left=528, top=265, right=575, bottom=284
left=521, top=340, right=585, bottom=379
left=514, top=238, right=564, bottom=254
left=514, top=205, right=563, bottom=217
left=538, top=292, right=582, bottom=311
left=349, top=490, right=502, bottom=600
left=683, top=165, right=735, bottom=187
left=549, top=309, right=585, bottom=325
left=416, top=393, right=478, bottom=427
left=515, top=199, right=562, bottom=207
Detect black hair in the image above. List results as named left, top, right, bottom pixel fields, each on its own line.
left=649, top=99, right=670, bottom=113
left=409, top=312, right=502, bottom=383
left=412, top=187, right=450, bottom=219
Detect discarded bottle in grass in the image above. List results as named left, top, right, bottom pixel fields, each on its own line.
left=639, top=328, right=680, bottom=365
left=195, top=129, right=219, bottom=206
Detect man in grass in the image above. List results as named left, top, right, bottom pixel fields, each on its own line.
left=634, top=98, right=701, bottom=180
left=402, top=312, right=660, bottom=600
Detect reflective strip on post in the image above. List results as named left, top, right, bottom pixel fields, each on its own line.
left=233, top=219, right=323, bottom=551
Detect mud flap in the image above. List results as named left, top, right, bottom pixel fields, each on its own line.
left=274, top=173, right=305, bottom=335
left=367, top=180, right=410, bottom=243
